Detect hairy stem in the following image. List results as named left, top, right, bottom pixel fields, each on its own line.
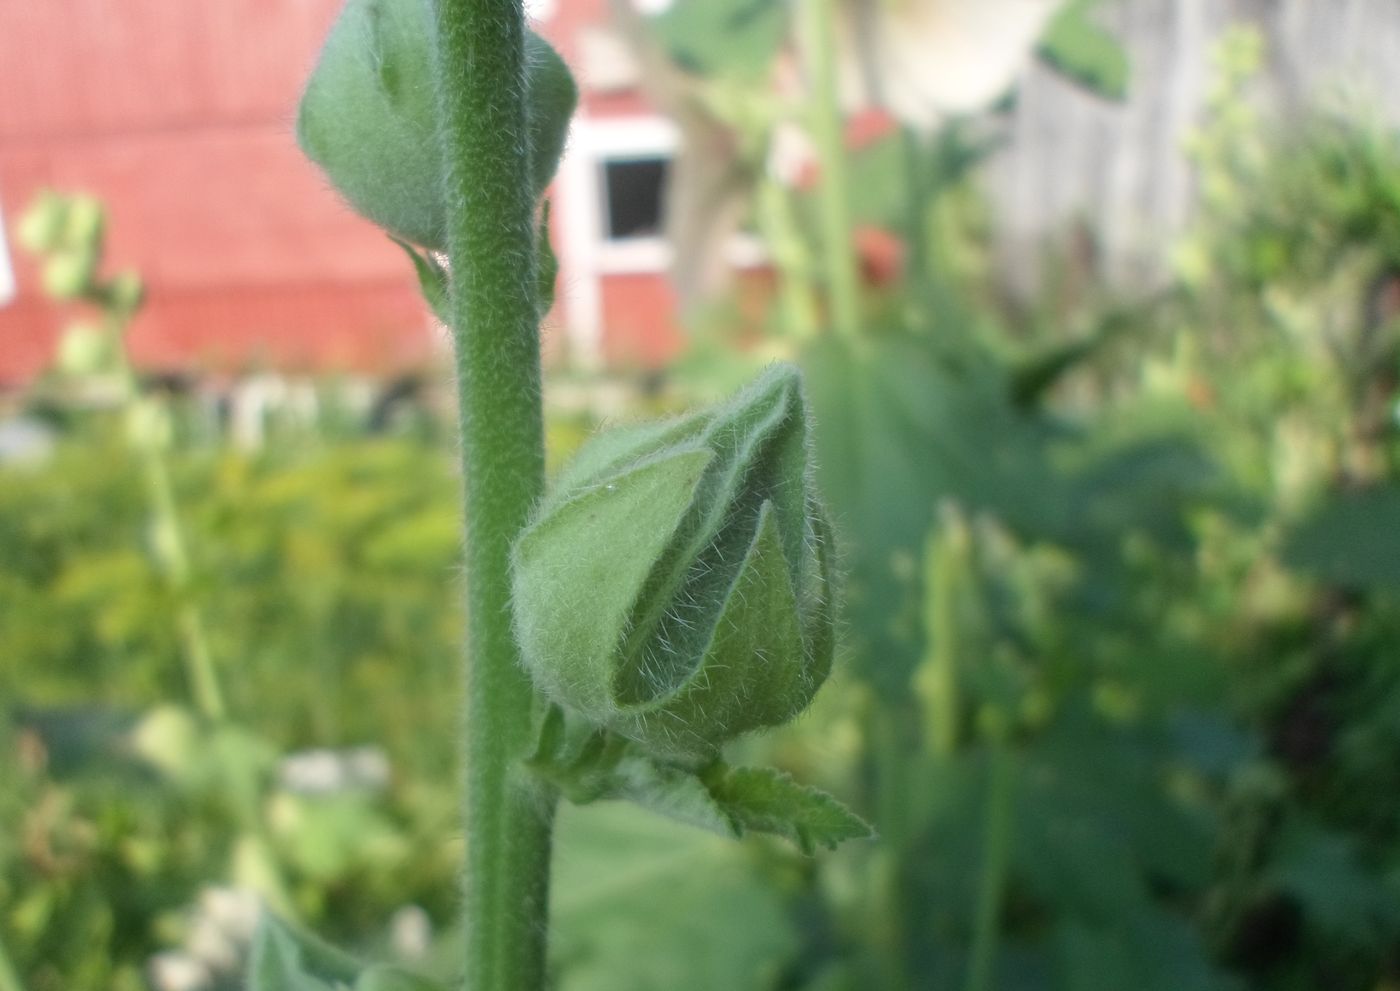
left=800, top=0, right=862, bottom=341
left=429, top=1, right=556, bottom=988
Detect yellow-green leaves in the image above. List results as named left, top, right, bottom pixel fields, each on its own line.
left=512, top=364, right=837, bottom=762
left=296, top=0, right=577, bottom=250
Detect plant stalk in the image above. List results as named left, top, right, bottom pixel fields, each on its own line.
left=110, top=315, right=227, bottom=723
left=429, top=1, right=556, bottom=988
left=800, top=0, right=862, bottom=341
left=965, top=738, right=1015, bottom=991
left=0, top=932, right=25, bottom=991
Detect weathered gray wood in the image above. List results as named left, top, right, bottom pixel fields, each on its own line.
left=986, top=0, right=1400, bottom=298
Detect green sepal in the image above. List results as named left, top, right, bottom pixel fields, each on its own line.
left=297, top=0, right=578, bottom=249
left=701, top=764, right=874, bottom=855
left=391, top=237, right=450, bottom=325
left=529, top=713, right=871, bottom=853
left=512, top=364, right=837, bottom=761
left=514, top=446, right=715, bottom=720
left=248, top=913, right=360, bottom=990
left=536, top=200, right=559, bottom=316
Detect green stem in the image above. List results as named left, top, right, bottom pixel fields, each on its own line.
left=109, top=316, right=226, bottom=722
left=965, top=738, right=1015, bottom=991
left=800, top=0, right=862, bottom=341
left=0, top=932, right=24, bottom=991
left=429, top=2, right=556, bottom=989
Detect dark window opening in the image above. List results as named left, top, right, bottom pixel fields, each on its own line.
left=602, top=156, right=669, bottom=241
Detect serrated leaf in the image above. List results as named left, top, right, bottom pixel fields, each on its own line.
left=248, top=914, right=360, bottom=991
left=391, top=237, right=450, bottom=325
left=703, top=764, right=873, bottom=854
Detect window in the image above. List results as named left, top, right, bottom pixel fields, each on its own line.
left=0, top=198, right=15, bottom=308
left=601, top=156, right=669, bottom=241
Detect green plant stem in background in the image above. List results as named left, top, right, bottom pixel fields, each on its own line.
left=799, top=0, right=861, bottom=342
left=965, top=738, right=1015, bottom=991
left=429, top=1, right=555, bottom=988
left=108, top=311, right=227, bottom=723
left=0, top=933, right=24, bottom=991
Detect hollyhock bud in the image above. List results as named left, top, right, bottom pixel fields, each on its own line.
left=512, top=364, right=837, bottom=761
left=296, top=0, right=577, bottom=250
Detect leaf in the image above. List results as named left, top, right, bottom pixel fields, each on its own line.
left=1037, top=0, right=1130, bottom=101
left=354, top=966, right=449, bottom=991
left=391, top=238, right=450, bottom=325
left=248, top=913, right=360, bottom=991
left=551, top=802, right=799, bottom=991
left=650, top=0, right=788, bottom=80
left=702, top=764, right=873, bottom=854
left=1282, top=486, right=1400, bottom=589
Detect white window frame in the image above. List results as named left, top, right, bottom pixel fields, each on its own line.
left=0, top=198, right=16, bottom=308
left=556, top=115, right=679, bottom=366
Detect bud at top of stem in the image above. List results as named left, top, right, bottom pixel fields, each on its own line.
left=512, top=363, right=837, bottom=762
left=296, top=0, right=577, bottom=250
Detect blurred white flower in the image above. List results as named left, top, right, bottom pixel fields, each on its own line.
left=839, top=0, right=1063, bottom=129
left=147, top=953, right=209, bottom=991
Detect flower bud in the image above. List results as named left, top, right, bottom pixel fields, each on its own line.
left=296, top=0, right=577, bottom=250
left=42, top=249, right=98, bottom=300
left=57, top=321, right=111, bottom=376
left=512, top=364, right=837, bottom=761
left=63, top=194, right=106, bottom=253
left=16, top=190, right=69, bottom=254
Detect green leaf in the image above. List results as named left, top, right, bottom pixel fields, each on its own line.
left=1282, top=486, right=1400, bottom=589
left=702, top=764, right=873, bottom=854
left=390, top=238, right=450, bottom=325
left=650, top=0, right=788, bottom=80
left=1037, top=0, right=1129, bottom=101
left=551, top=802, right=799, bottom=991
left=354, top=966, right=449, bottom=991
left=297, top=0, right=577, bottom=248
left=248, top=914, right=361, bottom=991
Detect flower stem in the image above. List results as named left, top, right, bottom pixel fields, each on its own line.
left=800, top=0, right=862, bottom=341
left=965, top=738, right=1015, bottom=991
left=108, top=312, right=226, bottom=723
left=0, top=932, right=25, bottom=991
left=429, top=1, right=556, bottom=988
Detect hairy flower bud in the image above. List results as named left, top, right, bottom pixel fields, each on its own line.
left=296, top=0, right=577, bottom=250
left=512, top=364, right=837, bottom=761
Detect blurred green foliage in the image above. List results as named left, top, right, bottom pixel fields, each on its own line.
left=6, top=19, right=1400, bottom=991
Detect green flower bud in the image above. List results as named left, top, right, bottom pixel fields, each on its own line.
left=512, top=364, right=837, bottom=761
left=62, top=194, right=106, bottom=253
left=42, top=249, right=98, bottom=300
left=57, top=321, right=111, bottom=376
left=297, top=0, right=578, bottom=250
left=16, top=190, right=69, bottom=254
left=108, top=270, right=146, bottom=315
